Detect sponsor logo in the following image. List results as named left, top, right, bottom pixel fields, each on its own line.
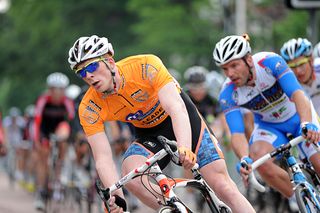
left=246, top=90, right=255, bottom=97
left=130, top=89, right=149, bottom=102
left=89, top=100, right=101, bottom=111
left=264, top=67, right=272, bottom=74
left=126, top=101, right=161, bottom=122
left=82, top=105, right=100, bottom=124
left=82, top=100, right=102, bottom=124
left=146, top=64, right=158, bottom=82
left=143, top=141, right=157, bottom=148
left=232, top=91, right=238, bottom=103
left=271, top=106, right=287, bottom=118
left=259, top=82, right=269, bottom=90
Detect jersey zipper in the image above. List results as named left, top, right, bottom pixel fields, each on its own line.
left=118, top=94, right=134, bottom=107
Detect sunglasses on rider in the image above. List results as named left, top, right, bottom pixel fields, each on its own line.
left=288, top=57, right=310, bottom=69
left=75, top=58, right=103, bottom=78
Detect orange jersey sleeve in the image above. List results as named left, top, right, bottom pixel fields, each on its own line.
left=78, top=89, right=106, bottom=136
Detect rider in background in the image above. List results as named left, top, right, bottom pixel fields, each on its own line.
left=20, top=104, right=36, bottom=192
left=68, top=35, right=255, bottom=213
left=184, top=66, right=221, bottom=124
left=3, top=107, right=25, bottom=183
left=0, top=110, right=6, bottom=156
left=33, top=72, right=74, bottom=210
left=213, top=34, right=320, bottom=211
left=280, top=38, right=320, bottom=115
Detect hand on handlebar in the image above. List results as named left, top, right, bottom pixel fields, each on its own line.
left=106, top=195, right=125, bottom=213
left=299, top=122, right=320, bottom=145
left=178, top=147, right=197, bottom=170
left=236, top=156, right=253, bottom=186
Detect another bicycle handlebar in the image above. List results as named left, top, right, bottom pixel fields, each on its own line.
left=249, top=136, right=305, bottom=192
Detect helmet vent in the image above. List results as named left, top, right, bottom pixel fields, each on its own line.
left=237, top=43, right=243, bottom=54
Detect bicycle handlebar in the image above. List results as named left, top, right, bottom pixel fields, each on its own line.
left=249, top=136, right=305, bottom=192
left=96, top=135, right=198, bottom=211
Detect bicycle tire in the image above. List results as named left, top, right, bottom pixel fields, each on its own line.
left=300, top=164, right=320, bottom=190
left=295, top=185, right=319, bottom=213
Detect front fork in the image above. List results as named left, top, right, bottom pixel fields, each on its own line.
left=286, top=152, right=320, bottom=208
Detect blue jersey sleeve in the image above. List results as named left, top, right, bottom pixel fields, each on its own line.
left=260, top=54, right=302, bottom=98
left=219, top=83, right=245, bottom=134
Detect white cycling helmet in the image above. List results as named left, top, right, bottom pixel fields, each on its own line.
left=9, top=107, right=21, bottom=117
left=47, top=72, right=69, bottom=88
left=213, top=34, right=251, bottom=66
left=68, top=35, right=114, bottom=70
left=313, top=42, right=320, bottom=59
left=280, top=38, right=312, bottom=61
left=24, top=105, right=35, bottom=117
left=206, top=70, right=226, bottom=100
left=65, top=84, right=81, bottom=100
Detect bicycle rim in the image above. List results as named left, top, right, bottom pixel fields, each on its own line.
left=295, top=185, right=319, bottom=213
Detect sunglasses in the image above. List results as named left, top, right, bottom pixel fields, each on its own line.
left=75, top=58, right=103, bottom=78
left=288, top=57, right=310, bottom=69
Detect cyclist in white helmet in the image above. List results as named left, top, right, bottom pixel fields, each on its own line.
left=313, top=42, right=320, bottom=73
left=214, top=34, right=320, bottom=211
left=3, top=107, right=26, bottom=184
left=33, top=72, right=75, bottom=210
left=184, top=66, right=221, bottom=124
left=67, top=35, right=255, bottom=213
left=280, top=38, right=320, bottom=114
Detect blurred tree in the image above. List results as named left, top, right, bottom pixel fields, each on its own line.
left=0, top=0, right=136, bottom=113
left=127, top=0, right=224, bottom=77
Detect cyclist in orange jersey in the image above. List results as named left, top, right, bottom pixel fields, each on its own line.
left=68, top=35, right=255, bottom=213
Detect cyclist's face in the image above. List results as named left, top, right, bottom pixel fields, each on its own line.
left=77, top=58, right=115, bottom=93
left=288, top=56, right=313, bottom=85
left=188, top=84, right=207, bottom=101
left=49, top=87, right=65, bottom=102
left=221, top=58, right=250, bottom=87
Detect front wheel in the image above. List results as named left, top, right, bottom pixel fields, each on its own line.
left=295, top=185, right=319, bottom=213
left=158, top=206, right=174, bottom=213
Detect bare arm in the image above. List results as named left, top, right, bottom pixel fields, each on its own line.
left=158, top=82, right=191, bottom=149
left=231, top=133, right=250, bottom=159
left=291, top=90, right=312, bottom=123
left=87, top=132, right=124, bottom=198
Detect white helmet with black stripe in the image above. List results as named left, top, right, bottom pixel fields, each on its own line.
left=213, top=34, right=251, bottom=66
left=68, top=35, right=114, bottom=70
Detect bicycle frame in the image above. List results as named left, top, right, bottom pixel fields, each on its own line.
left=249, top=136, right=320, bottom=211
left=96, top=136, right=231, bottom=213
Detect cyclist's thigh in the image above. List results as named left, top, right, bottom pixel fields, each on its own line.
left=199, top=159, right=236, bottom=193
left=249, top=124, right=288, bottom=148
left=297, top=142, right=320, bottom=160
left=249, top=124, right=288, bottom=159
left=122, top=150, right=149, bottom=175
left=195, top=127, right=224, bottom=169
left=309, top=152, right=320, bottom=174
left=123, top=133, right=173, bottom=169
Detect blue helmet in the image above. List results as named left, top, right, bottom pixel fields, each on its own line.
left=280, top=38, right=312, bottom=61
